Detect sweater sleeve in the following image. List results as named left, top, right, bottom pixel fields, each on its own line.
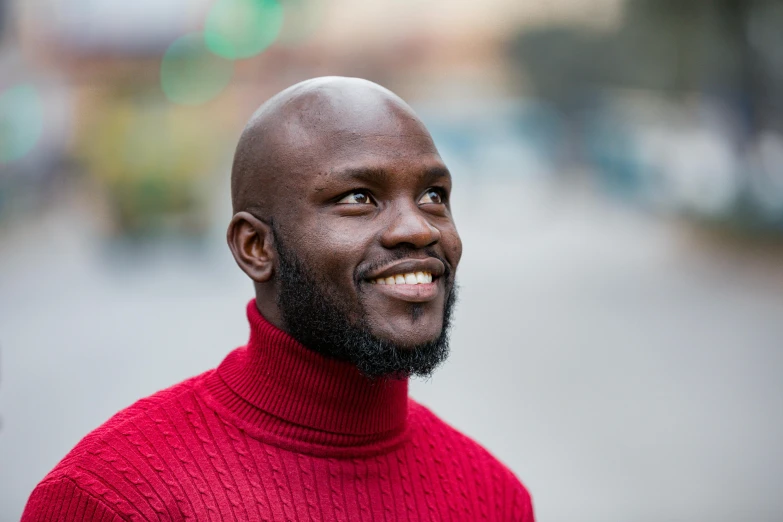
left=510, top=479, right=535, bottom=522
left=21, top=476, right=129, bottom=522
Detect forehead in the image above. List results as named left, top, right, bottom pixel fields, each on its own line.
left=281, top=95, right=445, bottom=188
left=310, top=134, right=447, bottom=193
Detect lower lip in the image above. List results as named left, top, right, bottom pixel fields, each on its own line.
left=367, top=281, right=440, bottom=302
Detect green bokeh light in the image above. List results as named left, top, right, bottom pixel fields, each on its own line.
left=0, top=84, right=44, bottom=164
left=160, top=33, right=235, bottom=105
left=204, top=0, right=284, bottom=59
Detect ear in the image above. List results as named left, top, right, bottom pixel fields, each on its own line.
left=227, top=211, right=275, bottom=283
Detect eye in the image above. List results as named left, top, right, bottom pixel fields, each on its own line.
left=419, top=188, right=445, bottom=205
left=337, top=190, right=374, bottom=205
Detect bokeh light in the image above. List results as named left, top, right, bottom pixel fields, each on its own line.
left=204, top=0, right=284, bottom=59
left=0, top=84, right=44, bottom=164
left=160, top=33, right=234, bottom=105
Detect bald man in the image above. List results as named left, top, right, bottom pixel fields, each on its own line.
left=23, top=77, right=534, bottom=521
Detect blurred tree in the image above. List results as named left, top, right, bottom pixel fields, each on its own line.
left=0, top=0, right=6, bottom=42
left=508, top=0, right=781, bottom=137
left=509, top=0, right=783, bottom=232
left=77, top=88, right=227, bottom=239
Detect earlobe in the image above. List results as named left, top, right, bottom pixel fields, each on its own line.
left=227, top=212, right=275, bottom=283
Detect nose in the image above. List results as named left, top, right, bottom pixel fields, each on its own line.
left=380, top=200, right=441, bottom=249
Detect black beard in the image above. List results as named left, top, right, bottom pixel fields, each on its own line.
left=272, top=226, right=457, bottom=380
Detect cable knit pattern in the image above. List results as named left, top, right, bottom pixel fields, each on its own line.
left=23, top=300, right=534, bottom=521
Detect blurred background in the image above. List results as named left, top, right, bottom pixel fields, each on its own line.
left=1, top=0, right=782, bottom=520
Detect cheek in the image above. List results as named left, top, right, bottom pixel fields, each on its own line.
left=443, top=227, right=463, bottom=270
left=296, top=226, right=370, bottom=285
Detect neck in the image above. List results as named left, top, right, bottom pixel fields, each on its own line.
left=252, top=285, right=285, bottom=331
left=203, top=300, right=410, bottom=451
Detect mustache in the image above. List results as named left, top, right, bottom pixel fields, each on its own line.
left=356, top=247, right=453, bottom=283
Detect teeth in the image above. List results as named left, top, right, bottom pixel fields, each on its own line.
left=373, top=271, right=434, bottom=286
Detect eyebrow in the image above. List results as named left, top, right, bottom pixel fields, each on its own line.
left=330, top=165, right=451, bottom=185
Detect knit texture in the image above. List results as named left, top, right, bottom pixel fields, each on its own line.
left=23, top=301, right=534, bottom=521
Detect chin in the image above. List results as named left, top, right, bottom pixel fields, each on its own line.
left=373, top=322, right=443, bottom=348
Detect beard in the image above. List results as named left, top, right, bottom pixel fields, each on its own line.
left=272, top=226, right=458, bottom=380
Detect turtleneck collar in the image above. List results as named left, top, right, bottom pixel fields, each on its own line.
left=201, top=300, right=410, bottom=451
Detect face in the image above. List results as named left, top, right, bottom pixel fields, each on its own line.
left=273, top=100, right=463, bottom=351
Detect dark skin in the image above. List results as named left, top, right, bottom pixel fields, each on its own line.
left=227, top=77, right=462, bottom=348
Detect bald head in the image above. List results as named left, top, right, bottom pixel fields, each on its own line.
left=230, top=76, right=434, bottom=218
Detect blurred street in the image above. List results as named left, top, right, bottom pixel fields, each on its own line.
left=2, top=176, right=782, bottom=522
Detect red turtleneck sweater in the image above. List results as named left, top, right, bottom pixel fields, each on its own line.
left=23, top=301, right=534, bottom=521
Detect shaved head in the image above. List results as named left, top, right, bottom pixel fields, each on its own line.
left=227, top=76, right=462, bottom=379
left=231, top=76, right=433, bottom=219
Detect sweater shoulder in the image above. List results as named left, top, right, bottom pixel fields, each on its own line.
left=407, top=399, right=520, bottom=478
left=22, top=474, right=132, bottom=521
left=408, top=399, right=535, bottom=520
left=28, top=371, right=212, bottom=515
left=57, top=371, right=207, bottom=464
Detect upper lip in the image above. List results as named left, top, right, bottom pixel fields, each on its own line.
left=365, top=257, right=446, bottom=281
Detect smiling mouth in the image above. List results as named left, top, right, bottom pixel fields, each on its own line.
left=369, top=271, right=434, bottom=286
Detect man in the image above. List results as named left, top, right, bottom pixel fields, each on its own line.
left=23, top=77, right=534, bottom=520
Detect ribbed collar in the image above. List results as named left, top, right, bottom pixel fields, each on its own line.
left=202, top=300, right=409, bottom=450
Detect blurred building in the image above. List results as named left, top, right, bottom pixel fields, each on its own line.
left=2, top=0, right=782, bottom=237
